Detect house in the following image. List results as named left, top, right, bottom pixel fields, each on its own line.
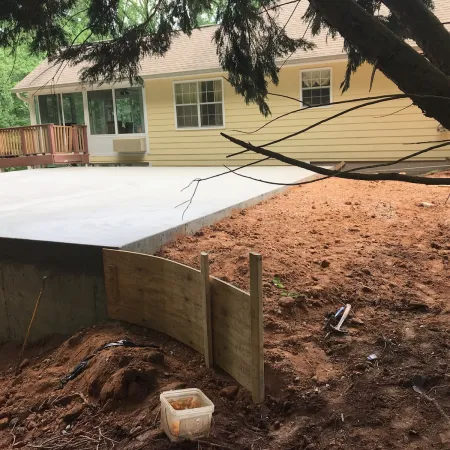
left=10, top=0, right=450, bottom=168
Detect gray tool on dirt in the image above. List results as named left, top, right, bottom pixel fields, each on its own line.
left=329, top=303, right=351, bottom=334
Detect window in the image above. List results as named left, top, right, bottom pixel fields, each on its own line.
left=115, top=88, right=145, bottom=134
left=301, top=69, right=331, bottom=107
left=174, top=79, right=224, bottom=129
left=87, top=90, right=115, bottom=135
left=87, top=88, right=145, bottom=135
left=62, top=93, right=84, bottom=125
left=36, top=93, right=84, bottom=125
left=37, top=95, right=63, bottom=125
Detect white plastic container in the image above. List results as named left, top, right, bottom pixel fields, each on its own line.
left=160, top=388, right=215, bottom=442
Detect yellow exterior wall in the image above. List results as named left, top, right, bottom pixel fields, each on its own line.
left=93, top=60, right=450, bottom=165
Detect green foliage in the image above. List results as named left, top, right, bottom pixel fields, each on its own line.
left=0, top=0, right=438, bottom=116
left=304, top=0, right=435, bottom=92
left=0, top=47, right=42, bottom=128
left=272, top=276, right=285, bottom=289
left=271, top=276, right=301, bottom=298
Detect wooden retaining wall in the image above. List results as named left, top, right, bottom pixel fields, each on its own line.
left=103, top=249, right=264, bottom=403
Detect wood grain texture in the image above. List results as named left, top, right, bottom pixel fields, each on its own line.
left=250, top=253, right=264, bottom=403
left=103, top=249, right=204, bottom=353
left=103, top=249, right=264, bottom=401
left=201, top=252, right=213, bottom=368
left=210, top=276, right=253, bottom=392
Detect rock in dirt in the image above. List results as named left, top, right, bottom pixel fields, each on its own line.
left=19, top=359, right=30, bottom=370
left=362, top=286, right=374, bottom=293
left=278, top=297, right=295, bottom=309
left=349, top=317, right=365, bottom=326
left=320, top=260, right=330, bottom=269
left=417, top=202, right=434, bottom=208
left=145, top=351, right=165, bottom=364
left=0, top=417, right=9, bottom=429
left=219, top=386, right=239, bottom=400
left=62, top=404, right=85, bottom=423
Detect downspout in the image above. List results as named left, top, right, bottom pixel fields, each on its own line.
left=15, top=92, right=37, bottom=125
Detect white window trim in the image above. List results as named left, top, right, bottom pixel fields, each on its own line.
left=173, top=78, right=226, bottom=130
left=86, top=86, right=147, bottom=137
left=299, top=67, right=333, bottom=109
left=34, top=87, right=146, bottom=137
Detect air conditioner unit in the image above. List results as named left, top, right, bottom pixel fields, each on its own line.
left=113, top=138, right=146, bottom=153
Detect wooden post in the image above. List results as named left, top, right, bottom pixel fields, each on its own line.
left=200, top=252, right=213, bottom=368
left=72, top=127, right=79, bottom=154
left=250, top=252, right=264, bottom=403
left=47, top=124, right=56, bottom=155
left=82, top=126, right=88, bottom=154
left=19, top=128, right=26, bottom=155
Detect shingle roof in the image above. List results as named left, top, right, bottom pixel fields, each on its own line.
left=12, top=0, right=450, bottom=92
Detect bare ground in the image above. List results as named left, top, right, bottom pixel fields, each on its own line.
left=1, top=175, right=450, bottom=449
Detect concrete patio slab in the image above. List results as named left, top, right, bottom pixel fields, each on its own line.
left=0, top=165, right=317, bottom=342
left=0, top=166, right=314, bottom=250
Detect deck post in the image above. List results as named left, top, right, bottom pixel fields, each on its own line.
left=82, top=126, right=89, bottom=154
left=72, top=126, right=79, bottom=154
left=19, top=128, right=26, bottom=155
left=47, top=124, right=56, bottom=155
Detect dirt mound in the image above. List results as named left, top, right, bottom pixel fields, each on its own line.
left=0, top=323, right=258, bottom=449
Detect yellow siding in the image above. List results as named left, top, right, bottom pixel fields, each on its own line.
left=117, top=61, right=450, bottom=166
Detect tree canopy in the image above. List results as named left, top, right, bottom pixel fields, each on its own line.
left=1, top=0, right=450, bottom=128
left=0, top=47, right=42, bottom=128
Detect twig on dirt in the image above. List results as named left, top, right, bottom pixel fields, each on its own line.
left=15, top=276, right=51, bottom=375
left=196, top=440, right=235, bottom=449
left=52, top=392, right=90, bottom=407
left=9, top=418, right=18, bottom=449
left=444, top=190, right=450, bottom=205
left=413, top=380, right=450, bottom=424
left=152, top=405, right=161, bottom=426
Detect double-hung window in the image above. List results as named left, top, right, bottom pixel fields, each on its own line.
left=174, top=79, right=224, bottom=129
left=301, top=69, right=331, bottom=107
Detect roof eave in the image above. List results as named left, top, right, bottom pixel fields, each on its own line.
left=11, top=53, right=349, bottom=94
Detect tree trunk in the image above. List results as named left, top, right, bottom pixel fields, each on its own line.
left=308, top=0, right=450, bottom=129
left=381, top=0, right=450, bottom=77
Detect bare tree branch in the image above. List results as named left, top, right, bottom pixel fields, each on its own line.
left=221, top=132, right=450, bottom=185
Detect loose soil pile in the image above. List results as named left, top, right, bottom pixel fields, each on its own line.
left=1, top=176, right=450, bottom=449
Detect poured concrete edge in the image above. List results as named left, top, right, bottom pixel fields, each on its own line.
left=120, top=165, right=336, bottom=254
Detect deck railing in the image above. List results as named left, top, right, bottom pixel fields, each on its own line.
left=0, top=124, right=88, bottom=157
left=0, top=124, right=89, bottom=168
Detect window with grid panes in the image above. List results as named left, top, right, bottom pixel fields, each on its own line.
left=301, top=69, right=331, bottom=107
left=174, top=80, right=224, bottom=128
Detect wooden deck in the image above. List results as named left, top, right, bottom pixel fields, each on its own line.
left=0, top=124, right=89, bottom=168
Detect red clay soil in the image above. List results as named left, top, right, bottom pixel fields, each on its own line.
left=1, top=176, right=450, bottom=449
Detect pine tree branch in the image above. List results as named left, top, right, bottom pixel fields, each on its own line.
left=307, top=0, right=450, bottom=130
left=381, top=0, right=450, bottom=77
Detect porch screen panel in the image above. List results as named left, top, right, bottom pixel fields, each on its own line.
left=87, top=90, right=115, bottom=134
left=62, top=93, right=84, bottom=125
left=115, top=88, right=144, bottom=134
left=37, top=94, right=62, bottom=125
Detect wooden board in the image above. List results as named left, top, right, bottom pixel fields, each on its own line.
left=210, top=277, right=253, bottom=392
left=104, top=249, right=204, bottom=353
left=103, top=249, right=264, bottom=402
